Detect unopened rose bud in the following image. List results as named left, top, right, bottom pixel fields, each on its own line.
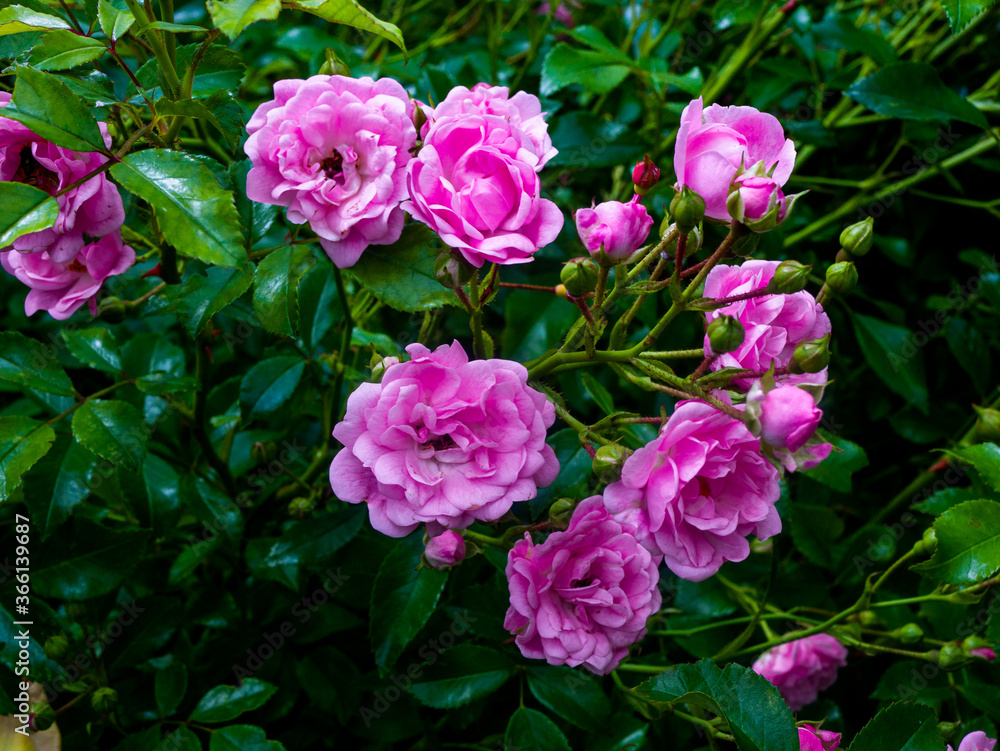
left=840, top=217, right=874, bottom=258
left=938, top=722, right=957, bottom=740
left=371, top=354, right=400, bottom=381
left=318, top=49, right=351, bottom=77
left=576, top=197, right=653, bottom=265
left=669, top=186, right=705, bottom=233
left=434, top=252, right=474, bottom=290
left=895, top=623, right=924, bottom=644
left=423, top=530, right=466, bottom=569
left=936, top=642, right=970, bottom=670
left=560, top=257, right=600, bottom=297
left=30, top=702, right=56, bottom=732
left=288, top=497, right=314, bottom=517
left=789, top=335, right=831, bottom=374
left=592, top=443, right=631, bottom=483
left=548, top=498, right=576, bottom=530
left=962, top=635, right=997, bottom=660
left=825, top=261, right=858, bottom=295
left=632, top=155, right=661, bottom=195
left=91, top=687, right=118, bottom=713
left=914, top=526, right=937, bottom=556
left=659, top=224, right=701, bottom=258
left=858, top=610, right=885, bottom=628
left=771, top=260, right=811, bottom=294
left=974, top=406, right=1000, bottom=443
left=97, top=296, right=127, bottom=324
left=707, top=315, right=745, bottom=355
left=44, top=635, right=70, bottom=660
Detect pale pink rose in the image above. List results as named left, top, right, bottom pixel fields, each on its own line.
left=1, top=232, right=134, bottom=320
left=673, top=96, right=796, bottom=222
left=403, top=113, right=564, bottom=268
left=424, top=530, right=466, bottom=569
left=504, top=496, right=661, bottom=675
left=0, top=92, right=124, bottom=262
left=330, top=341, right=558, bottom=537
left=949, top=732, right=997, bottom=751
left=737, top=175, right=787, bottom=220
left=575, top=196, right=653, bottom=264
left=752, top=634, right=848, bottom=712
left=603, top=398, right=781, bottom=582
left=798, top=726, right=841, bottom=751
left=419, top=83, right=557, bottom=168
left=244, top=75, right=416, bottom=269
left=704, top=260, right=831, bottom=389
left=745, top=382, right=832, bottom=473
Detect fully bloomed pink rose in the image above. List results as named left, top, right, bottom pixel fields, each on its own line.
left=504, top=496, right=661, bottom=675
left=245, top=75, right=416, bottom=269
left=404, top=111, right=564, bottom=268
left=798, top=727, right=841, bottom=751
left=949, top=732, right=997, bottom=751
left=419, top=83, right=557, bottom=168
left=752, top=634, right=848, bottom=712
left=603, top=398, right=781, bottom=582
left=1, top=232, right=134, bottom=320
left=329, top=341, right=558, bottom=537
left=704, top=260, right=831, bottom=389
left=1, top=92, right=124, bottom=262
left=424, top=530, right=466, bottom=569
left=674, top=97, right=796, bottom=223
left=575, top=196, right=653, bottom=264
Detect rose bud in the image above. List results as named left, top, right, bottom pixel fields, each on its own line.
left=707, top=315, right=745, bottom=355
left=631, top=154, right=661, bottom=195
left=825, top=261, right=858, bottom=295
left=758, top=385, right=823, bottom=452
left=575, top=196, right=653, bottom=266
left=423, top=530, right=466, bottom=569
left=974, top=405, right=1000, bottom=443
left=560, top=257, right=600, bottom=297
left=592, top=443, right=631, bottom=483
left=669, top=186, right=706, bottom=233
left=839, top=217, right=874, bottom=258
left=790, top=335, right=831, bottom=374
left=771, top=260, right=811, bottom=294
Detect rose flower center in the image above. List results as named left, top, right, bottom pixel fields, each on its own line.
left=14, top=145, right=59, bottom=193
left=320, top=151, right=344, bottom=179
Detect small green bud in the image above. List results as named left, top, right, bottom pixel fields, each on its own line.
left=91, top=687, right=118, bottom=713
left=771, top=260, right=811, bottom=294
left=592, top=443, right=632, bottom=483
left=858, top=610, right=885, bottom=628
left=44, top=635, right=70, bottom=661
left=97, top=296, right=127, bottom=324
left=559, top=257, right=600, bottom=297
left=961, top=635, right=991, bottom=652
left=30, top=702, right=56, bottom=732
left=318, top=48, right=351, bottom=77
left=936, top=642, right=970, bottom=670
left=840, top=217, right=874, bottom=258
left=938, top=722, right=957, bottom=741
left=896, top=623, right=924, bottom=645
left=921, top=527, right=937, bottom=554
left=825, top=261, right=858, bottom=295
left=669, top=186, right=706, bottom=233
left=288, top=497, right=314, bottom=518
left=434, top=252, right=475, bottom=290
left=548, top=498, right=576, bottom=530
left=683, top=226, right=702, bottom=257
left=974, top=406, right=1000, bottom=444
left=789, top=335, right=831, bottom=374
left=707, top=315, right=745, bottom=355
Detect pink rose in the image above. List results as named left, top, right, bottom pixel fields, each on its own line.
left=575, top=196, right=653, bottom=264
left=424, top=530, right=466, bottom=569
left=736, top=175, right=786, bottom=220
left=1, top=92, right=125, bottom=263
left=1, top=232, right=134, bottom=320
left=603, top=398, right=781, bottom=582
left=949, top=732, right=998, bottom=751
left=752, top=634, right=848, bottom=712
left=403, top=112, right=564, bottom=268
left=674, top=96, right=796, bottom=222
left=504, top=496, right=661, bottom=675
left=330, top=341, right=558, bottom=537
left=419, top=83, right=557, bottom=168
left=244, top=75, right=416, bottom=269
left=746, top=382, right=832, bottom=473
left=704, top=260, right=831, bottom=389
left=970, top=646, right=997, bottom=660
left=798, top=727, right=841, bottom=751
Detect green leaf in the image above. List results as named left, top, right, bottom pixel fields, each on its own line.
left=207, top=0, right=280, bottom=38
left=71, top=399, right=148, bottom=473
left=97, top=0, right=133, bottom=39
left=349, top=223, right=457, bottom=312
left=190, top=477, right=243, bottom=544
left=526, top=665, right=611, bottom=731
left=55, top=70, right=118, bottom=105
left=28, top=29, right=106, bottom=71
left=190, top=678, right=277, bottom=723
left=370, top=541, right=448, bottom=669
left=33, top=519, right=150, bottom=599
left=846, top=62, right=988, bottom=127
left=945, top=318, right=990, bottom=394
left=0, top=181, right=59, bottom=248
left=941, top=0, right=998, bottom=32
left=163, top=728, right=200, bottom=751
left=263, top=506, right=365, bottom=569
left=911, top=499, right=1000, bottom=586
left=408, top=645, right=515, bottom=708
left=0, top=415, right=55, bottom=501
left=296, top=263, right=340, bottom=351
left=141, top=20, right=207, bottom=32
left=110, top=150, right=246, bottom=269
left=3, top=65, right=106, bottom=151
left=155, top=661, right=188, bottom=717
left=852, top=313, right=929, bottom=414
left=914, top=486, right=981, bottom=516
left=230, top=160, right=278, bottom=248
left=0, top=5, right=72, bottom=35
left=955, top=443, right=1000, bottom=493
left=581, top=372, right=614, bottom=415
left=252, top=244, right=317, bottom=337
left=790, top=503, right=845, bottom=569
left=159, top=265, right=253, bottom=336
left=289, top=0, right=404, bottom=52
left=541, top=43, right=631, bottom=96
left=209, top=725, right=285, bottom=751
left=155, top=91, right=245, bottom=151
left=0, top=331, right=75, bottom=396
left=812, top=14, right=896, bottom=64
left=62, top=327, right=122, bottom=372
left=505, top=707, right=572, bottom=751
left=548, top=111, right=647, bottom=169
left=23, top=436, right=96, bottom=538
left=240, top=356, right=306, bottom=418
left=633, top=660, right=798, bottom=751
left=803, top=434, right=869, bottom=493
left=847, top=701, right=942, bottom=751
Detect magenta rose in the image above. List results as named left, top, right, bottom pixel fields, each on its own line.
left=704, top=260, right=831, bottom=389
left=424, top=530, right=466, bottom=569
left=504, top=496, right=661, bottom=675
left=1, top=92, right=124, bottom=263
left=603, top=398, right=781, bottom=582
left=329, top=341, right=558, bottom=537
left=798, top=727, right=841, bottom=751
left=244, top=75, right=416, bottom=269
left=746, top=382, right=832, bottom=473
left=674, top=96, right=796, bottom=222
left=420, top=83, right=557, bottom=169
left=403, top=112, right=564, bottom=268
left=949, top=733, right=997, bottom=751
left=752, top=634, right=848, bottom=712
left=575, top=196, right=653, bottom=265
left=970, top=646, right=997, bottom=660
left=1, top=232, right=134, bottom=320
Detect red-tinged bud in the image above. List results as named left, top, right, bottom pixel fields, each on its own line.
left=632, top=155, right=661, bottom=195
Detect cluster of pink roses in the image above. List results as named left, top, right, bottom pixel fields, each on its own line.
left=0, top=93, right=134, bottom=319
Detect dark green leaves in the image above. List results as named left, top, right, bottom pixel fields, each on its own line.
left=207, top=0, right=280, bottom=39
left=159, top=265, right=253, bottom=335
left=0, top=182, right=58, bottom=247
left=190, top=678, right=277, bottom=723
left=847, top=701, right=942, bottom=751
left=252, top=245, right=317, bottom=337
left=3, top=65, right=106, bottom=151
left=72, top=399, right=148, bottom=472
left=852, top=313, right=928, bottom=414
left=541, top=42, right=630, bottom=95
left=526, top=665, right=611, bottom=731
left=505, top=707, right=571, bottom=751
left=633, top=660, right=798, bottom=751
left=289, top=0, right=404, bottom=52
left=407, top=645, right=515, bottom=708
left=209, top=726, right=285, bottom=751
left=97, top=0, right=134, bottom=40
left=0, top=6, right=72, bottom=35
left=0, top=415, right=56, bottom=501
left=0, top=331, right=75, bottom=396
left=941, top=0, right=998, bottom=33
left=23, top=437, right=97, bottom=538
left=28, top=29, right=106, bottom=70
left=804, top=434, right=869, bottom=493
left=240, top=356, right=306, bottom=418
left=911, top=499, right=1000, bottom=585
left=110, top=150, right=247, bottom=269
left=62, top=327, right=122, bottom=372
left=846, top=62, right=988, bottom=127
